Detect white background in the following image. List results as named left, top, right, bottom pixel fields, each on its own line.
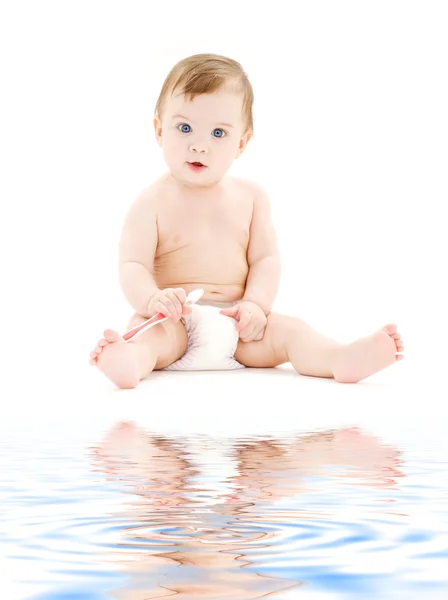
left=0, top=0, right=447, bottom=389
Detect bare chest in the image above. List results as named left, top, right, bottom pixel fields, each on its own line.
left=152, top=182, right=253, bottom=293
left=156, top=198, right=251, bottom=256
left=157, top=207, right=250, bottom=255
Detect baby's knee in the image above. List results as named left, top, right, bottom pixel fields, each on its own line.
left=125, top=311, right=148, bottom=330
left=265, top=313, right=297, bottom=352
left=154, top=319, right=188, bottom=369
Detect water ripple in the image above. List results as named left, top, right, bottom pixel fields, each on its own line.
left=1, top=425, right=447, bottom=599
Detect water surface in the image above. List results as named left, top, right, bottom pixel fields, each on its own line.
left=1, top=414, right=447, bottom=599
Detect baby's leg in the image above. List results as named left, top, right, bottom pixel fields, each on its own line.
left=234, top=313, right=404, bottom=383
left=89, top=314, right=188, bottom=389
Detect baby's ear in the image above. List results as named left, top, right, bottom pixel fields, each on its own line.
left=154, top=116, right=163, bottom=145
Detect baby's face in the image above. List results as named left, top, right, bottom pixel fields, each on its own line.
left=155, top=89, right=251, bottom=189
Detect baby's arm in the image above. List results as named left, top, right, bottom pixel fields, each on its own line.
left=242, top=184, right=281, bottom=314
left=118, top=190, right=161, bottom=317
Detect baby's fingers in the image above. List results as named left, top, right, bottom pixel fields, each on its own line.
left=235, top=311, right=252, bottom=332
left=167, top=292, right=183, bottom=318
left=239, top=323, right=257, bottom=342
left=174, top=288, right=187, bottom=305
left=156, top=299, right=176, bottom=320
left=182, top=303, right=193, bottom=315
left=254, top=329, right=265, bottom=341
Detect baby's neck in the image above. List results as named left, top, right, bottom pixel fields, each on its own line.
left=168, top=173, right=228, bottom=199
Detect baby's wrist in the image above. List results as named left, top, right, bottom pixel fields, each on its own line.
left=147, top=289, right=161, bottom=311
left=241, top=298, right=267, bottom=314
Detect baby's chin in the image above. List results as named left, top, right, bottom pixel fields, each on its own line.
left=172, top=168, right=224, bottom=190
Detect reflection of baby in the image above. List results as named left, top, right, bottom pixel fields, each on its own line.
left=92, top=423, right=403, bottom=509
left=224, top=428, right=404, bottom=510
left=91, top=422, right=194, bottom=510
left=91, top=423, right=300, bottom=598
left=90, top=423, right=404, bottom=599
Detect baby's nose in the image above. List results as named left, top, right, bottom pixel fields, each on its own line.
left=189, top=142, right=208, bottom=154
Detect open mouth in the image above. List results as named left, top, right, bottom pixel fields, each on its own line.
left=187, top=161, right=207, bottom=171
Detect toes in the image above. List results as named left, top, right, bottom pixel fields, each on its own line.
left=396, top=354, right=405, bottom=361
left=90, top=330, right=123, bottom=364
left=90, top=330, right=120, bottom=363
left=103, top=328, right=121, bottom=342
left=383, top=324, right=398, bottom=336
left=382, top=324, right=404, bottom=353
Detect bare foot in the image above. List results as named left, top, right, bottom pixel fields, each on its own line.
left=89, top=329, right=140, bottom=389
left=332, top=324, right=404, bottom=383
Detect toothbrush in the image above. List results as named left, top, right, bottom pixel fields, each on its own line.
left=123, top=288, right=204, bottom=342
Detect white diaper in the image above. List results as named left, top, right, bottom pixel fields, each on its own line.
left=163, top=300, right=246, bottom=371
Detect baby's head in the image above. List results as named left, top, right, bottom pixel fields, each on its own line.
left=154, top=54, right=254, bottom=189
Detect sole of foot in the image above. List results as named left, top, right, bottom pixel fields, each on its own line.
left=333, top=323, right=404, bottom=384
left=90, top=329, right=140, bottom=389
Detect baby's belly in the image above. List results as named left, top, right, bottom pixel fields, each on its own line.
left=154, top=248, right=248, bottom=303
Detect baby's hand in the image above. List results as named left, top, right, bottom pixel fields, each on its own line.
left=220, top=301, right=267, bottom=342
left=148, top=288, right=192, bottom=322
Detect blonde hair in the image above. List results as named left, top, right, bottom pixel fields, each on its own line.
left=154, top=53, right=254, bottom=136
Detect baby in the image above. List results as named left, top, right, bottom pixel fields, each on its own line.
left=89, top=53, right=404, bottom=389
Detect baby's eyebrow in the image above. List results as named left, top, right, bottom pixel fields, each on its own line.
left=171, top=113, right=234, bottom=128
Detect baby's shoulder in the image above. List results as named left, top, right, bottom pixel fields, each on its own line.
left=228, top=176, right=266, bottom=201
left=133, top=179, right=168, bottom=211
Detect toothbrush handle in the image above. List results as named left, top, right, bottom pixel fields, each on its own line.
left=123, top=312, right=167, bottom=341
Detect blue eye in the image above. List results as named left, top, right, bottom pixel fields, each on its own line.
left=177, top=124, right=227, bottom=138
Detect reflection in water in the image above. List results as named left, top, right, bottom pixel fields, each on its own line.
left=89, top=425, right=404, bottom=599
